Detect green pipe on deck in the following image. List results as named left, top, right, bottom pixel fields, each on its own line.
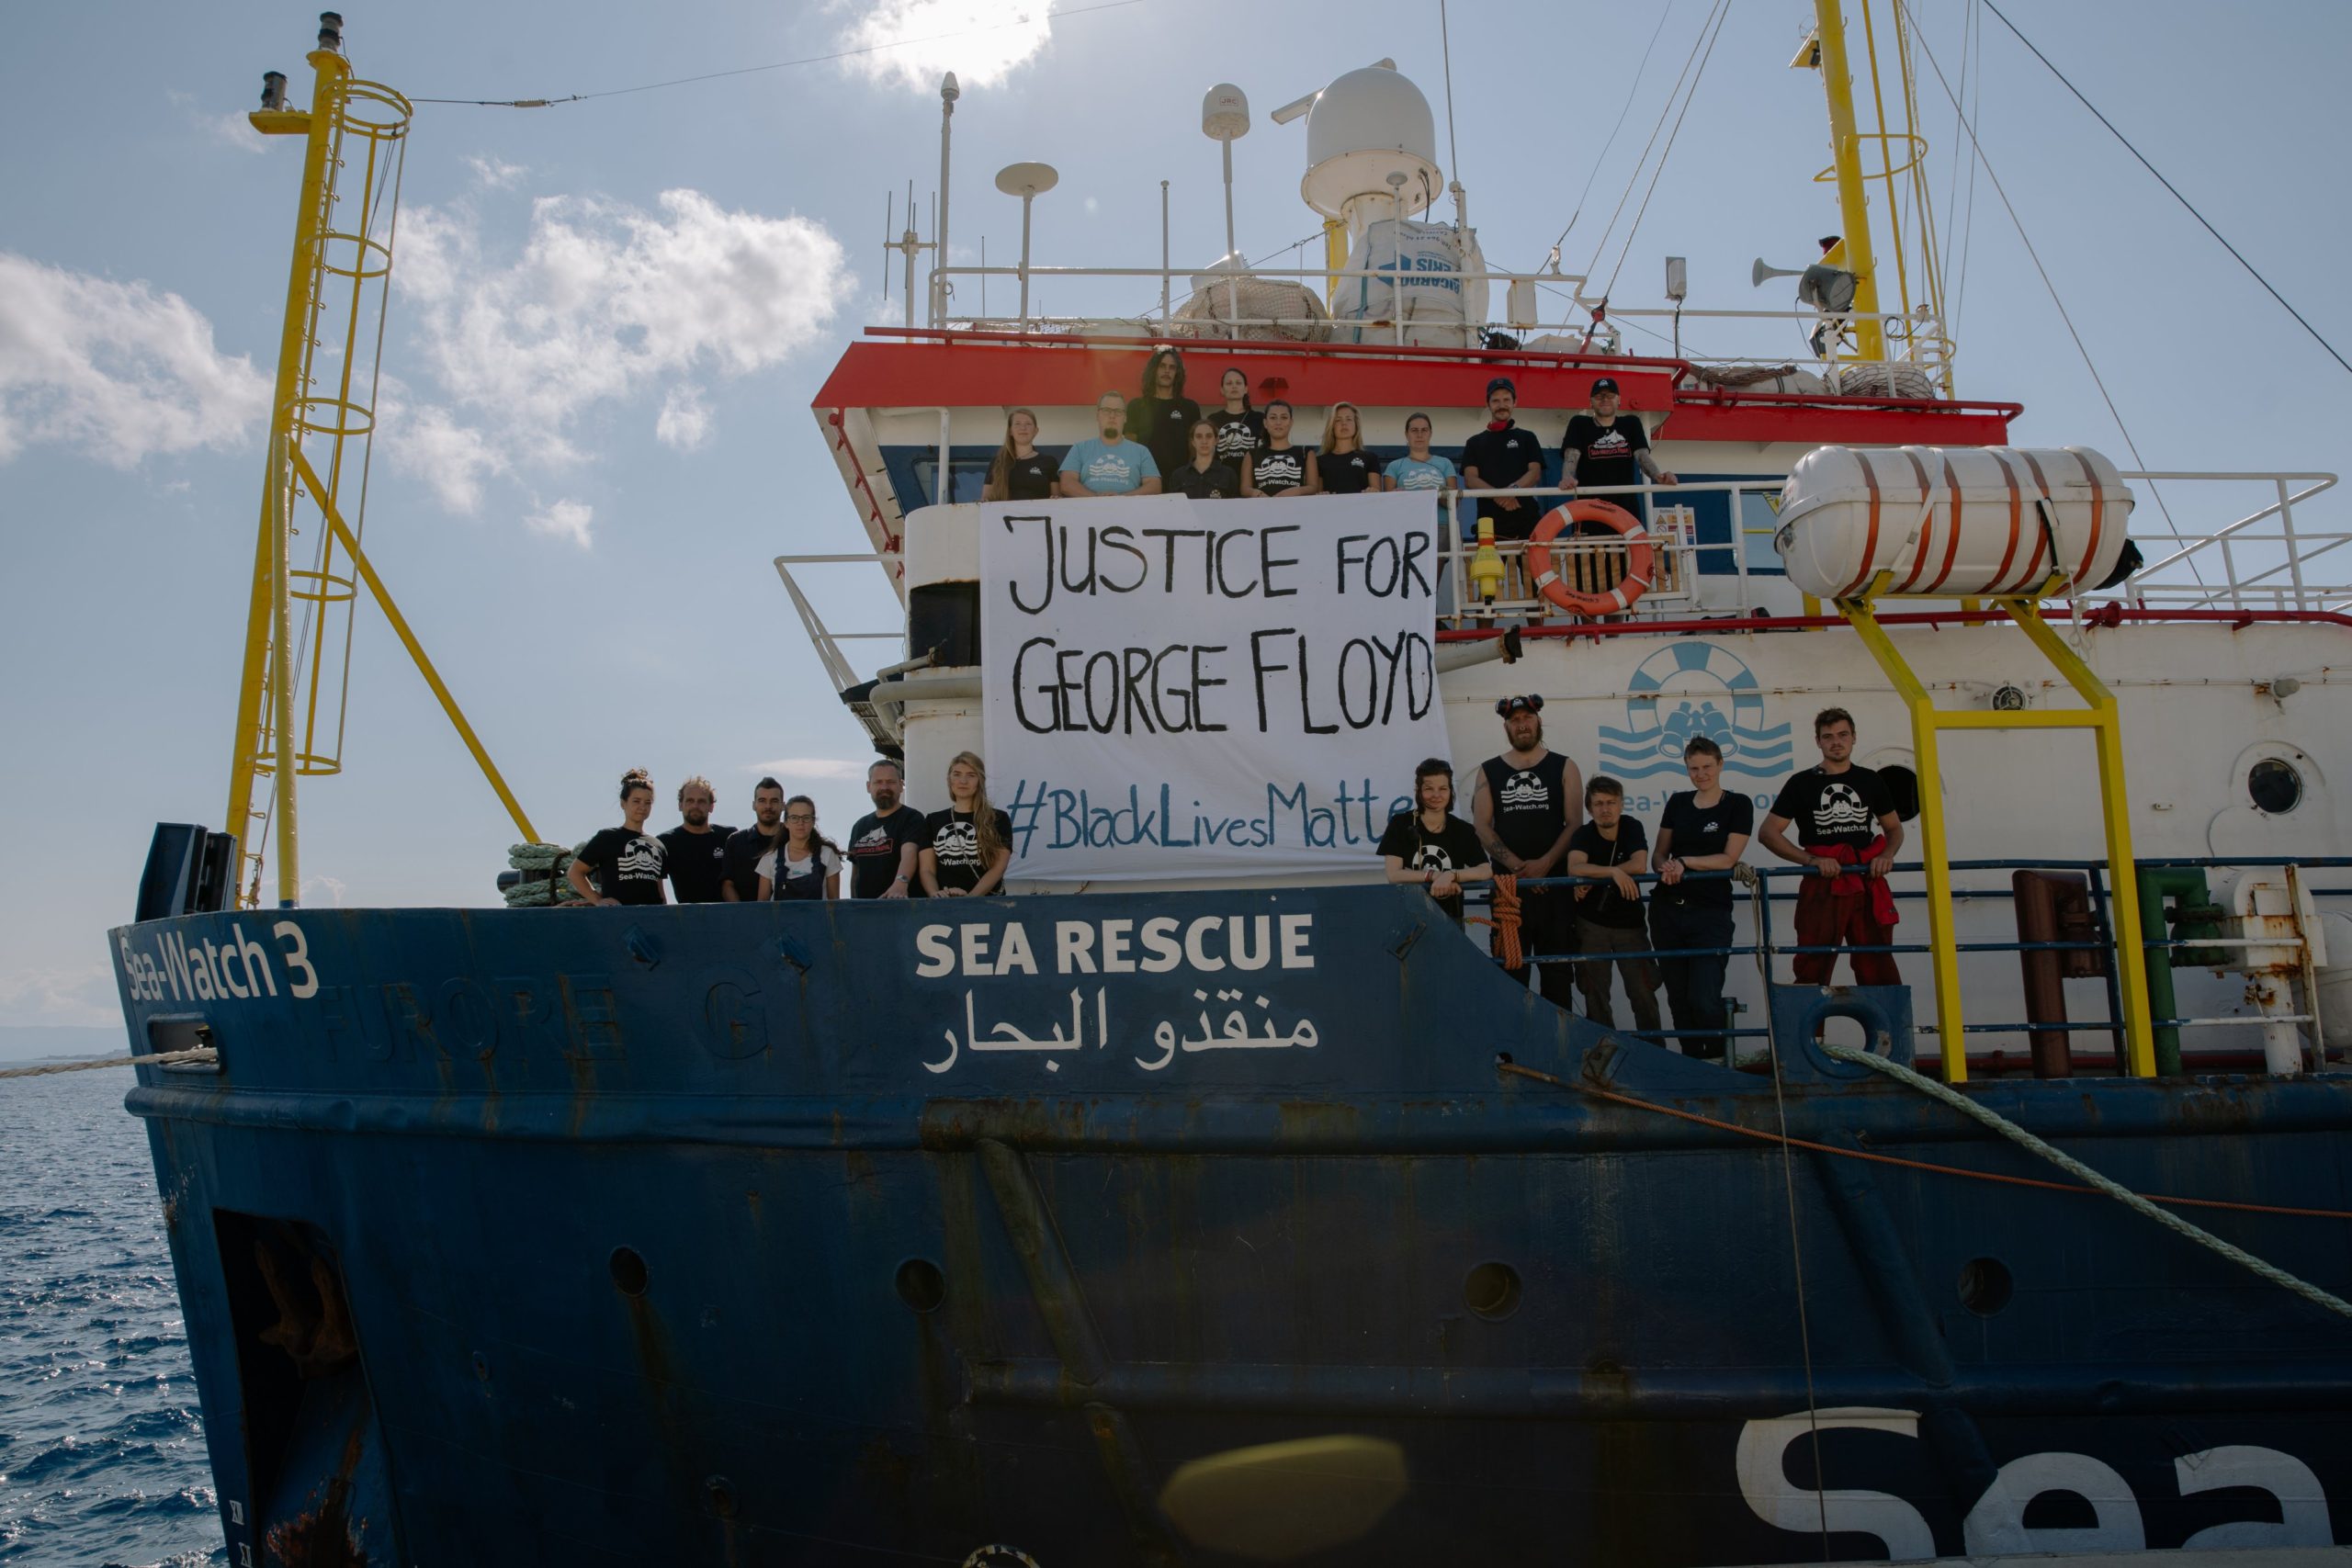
left=2134, top=866, right=2226, bottom=1077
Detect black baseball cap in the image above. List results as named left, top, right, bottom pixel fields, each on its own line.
left=1495, top=694, right=1544, bottom=716
left=1484, top=377, right=1517, bottom=400
left=1591, top=377, right=1621, bottom=395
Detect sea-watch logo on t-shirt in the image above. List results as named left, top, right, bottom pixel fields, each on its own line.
left=1811, top=780, right=1872, bottom=836
left=619, top=837, right=663, bottom=878
left=933, top=819, right=980, bottom=870
left=1498, top=773, right=1552, bottom=811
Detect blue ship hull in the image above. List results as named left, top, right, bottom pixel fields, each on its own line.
left=109, top=888, right=2352, bottom=1563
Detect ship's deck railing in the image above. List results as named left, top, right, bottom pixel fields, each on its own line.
left=1465, top=855, right=2348, bottom=1077
left=1427, top=469, right=2351, bottom=625
left=924, top=259, right=1947, bottom=376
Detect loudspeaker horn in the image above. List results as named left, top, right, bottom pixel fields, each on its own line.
left=1752, top=256, right=1807, bottom=288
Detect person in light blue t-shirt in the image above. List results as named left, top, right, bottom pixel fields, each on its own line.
left=1385, top=412, right=1460, bottom=520
left=1386, top=411, right=1463, bottom=612
left=1059, top=391, right=1163, bottom=497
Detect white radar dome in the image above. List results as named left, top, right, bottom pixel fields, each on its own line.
left=1301, top=65, right=1442, bottom=224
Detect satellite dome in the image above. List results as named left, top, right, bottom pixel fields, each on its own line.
left=1300, top=65, right=1442, bottom=222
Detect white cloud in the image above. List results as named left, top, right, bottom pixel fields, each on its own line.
left=0, top=252, right=269, bottom=467
left=656, top=383, right=712, bottom=451
left=830, top=0, right=1056, bottom=91
left=0, top=963, right=119, bottom=1027
left=167, top=89, right=266, bottom=155
left=1083, top=196, right=1100, bottom=216
left=525, top=498, right=594, bottom=548
left=300, top=874, right=348, bottom=908
left=465, top=154, right=527, bottom=189
left=394, top=188, right=851, bottom=479
left=377, top=383, right=511, bottom=513
left=745, top=757, right=872, bottom=780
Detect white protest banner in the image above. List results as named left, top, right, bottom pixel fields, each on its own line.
left=980, top=493, right=1447, bottom=882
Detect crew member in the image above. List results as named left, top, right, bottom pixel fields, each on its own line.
left=1166, top=418, right=1241, bottom=499
left=1204, top=367, right=1266, bottom=473
left=721, top=778, right=785, bottom=903
left=921, top=750, right=1013, bottom=897
left=1461, top=378, right=1545, bottom=534
left=1567, top=775, right=1662, bottom=1035
left=1758, top=707, right=1905, bottom=986
left=1059, top=392, right=1162, bottom=498
left=1125, top=347, right=1203, bottom=477
left=1471, top=694, right=1580, bottom=1007
left=982, top=408, right=1057, bottom=502
left=569, top=768, right=667, bottom=907
left=657, top=775, right=734, bottom=904
left=845, top=758, right=924, bottom=899
left=1317, top=401, right=1387, bottom=495
left=1561, top=377, right=1676, bottom=506
left=1651, top=736, right=1753, bottom=1059
left=1241, top=400, right=1319, bottom=497
left=1378, top=757, right=1492, bottom=927
left=1462, top=377, right=1546, bottom=601
left=757, top=795, right=842, bottom=901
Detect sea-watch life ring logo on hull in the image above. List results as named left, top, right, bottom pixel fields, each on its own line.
left=1597, top=640, right=1795, bottom=782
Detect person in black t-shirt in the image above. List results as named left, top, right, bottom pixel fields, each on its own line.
left=1651, top=736, right=1754, bottom=1059
left=1317, top=402, right=1388, bottom=496
left=1204, top=367, right=1266, bottom=473
left=921, top=750, right=1013, bottom=897
left=1166, top=419, right=1242, bottom=500
left=1567, top=775, right=1661, bottom=1033
left=1242, top=400, right=1320, bottom=497
left=1472, top=694, right=1581, bottom=1007
left=1759, top=707, right=1905, bottom=987
left=982, top=408, right=1058, bottom=502
left=721, top=777, right=784, bottom=903
left=1125, top=347, right=1203, bottom=478
left=657, top=774, right=735, bottom=904
left=569, top=768, right=667, bottom=907
left=1460, top=377, right=1547, bottom=538
left=1377, top=758, right=1491, bottom=926
left=1561, top=377, right=1676, bottom=499
left=844, top=758, right=926, bottom=899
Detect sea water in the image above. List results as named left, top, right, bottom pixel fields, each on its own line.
left=0, top=1067, right=222, bottom=1565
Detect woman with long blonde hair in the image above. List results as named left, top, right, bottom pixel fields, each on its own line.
left=920, top=750, right=1012, bottom=897
left=1317, top=400, right=1387, bottom=495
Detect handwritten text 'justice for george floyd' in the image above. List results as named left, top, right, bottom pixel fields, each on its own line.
left=999, top=514, right=1439, bottom=738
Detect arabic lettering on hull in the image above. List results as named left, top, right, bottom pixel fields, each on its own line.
left=925, top=986, right=1318, bottom=1077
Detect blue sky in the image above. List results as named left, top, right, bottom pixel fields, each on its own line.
left=3, top=0, right=2347, bottom=1025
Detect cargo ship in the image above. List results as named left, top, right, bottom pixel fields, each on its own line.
left=111, top=8, right=2352, bottom=1564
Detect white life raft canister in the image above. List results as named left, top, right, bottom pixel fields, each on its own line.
left=1773, top=446, right=2133, bottom=600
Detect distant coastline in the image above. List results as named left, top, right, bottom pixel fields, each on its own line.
left=0, top=1024, right=125, bottom=1065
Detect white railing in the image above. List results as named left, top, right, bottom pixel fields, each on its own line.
left=928, top=258, right=1944, bottom=373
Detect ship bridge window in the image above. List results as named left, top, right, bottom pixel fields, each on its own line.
left=913, top=453, right=997, bottom=506
left=2248, top=758, right=2303, bottom=816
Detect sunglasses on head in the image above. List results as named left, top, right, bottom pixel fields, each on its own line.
left=1495, top=694, right=1544, bottom=717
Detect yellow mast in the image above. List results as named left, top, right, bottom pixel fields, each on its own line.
left=1810, top=0, right=1887, bottom=362
left=227, top=37, right=349, bottom=905
left=225, top=15, right=538, bottom=908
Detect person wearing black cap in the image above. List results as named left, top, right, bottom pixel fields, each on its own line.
left=1461, top=378, right=1547, bottom=537
left=1472, top=693, right=1581, bottom=1009
left=1462, top=378, right=1548, bottom=606
left=1561, top=377, right=1675, bottom=504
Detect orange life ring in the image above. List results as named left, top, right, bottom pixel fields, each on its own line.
left=1529, top=499, right=1653, bottom=615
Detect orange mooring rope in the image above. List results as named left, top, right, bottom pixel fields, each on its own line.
left=1474, top=874, right=1524, bottom=971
